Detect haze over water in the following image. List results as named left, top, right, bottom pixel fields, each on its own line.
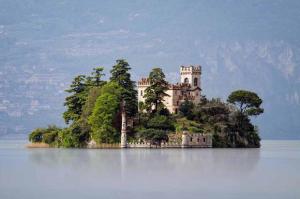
left=0, top=140, right=299, bottom=199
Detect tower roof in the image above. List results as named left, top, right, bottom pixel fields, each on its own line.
left=180, top=65, right=201, bottom=73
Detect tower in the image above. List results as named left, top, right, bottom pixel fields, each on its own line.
left=180, top=65, right=201, bottom=90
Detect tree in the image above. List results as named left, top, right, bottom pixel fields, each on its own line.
left=29, top=128, right=44, bottom=142
left=63, top=75, right=88, bottom=124
left=227, top=90, right=264, bottom=117
left=179, top=99, right=194, bottom=119
left=144, top=68, right=169, bottom=113
left=89, top=67, right=105, bottom=87
left=110, top=59, right=138, bottom=117
left=227, top=90, right=263, bottom=146
left=137, top=129, right=168, bottom=146
left=88, top=82, right=122, bottom=143
left=136, top=114, right=175, bottom=145
left=28, top=125, right=62, bottom=145
left=146, top=115, right=175, bottom=131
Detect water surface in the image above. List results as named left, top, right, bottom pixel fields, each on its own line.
left=0, top=140, right=299, bottom=199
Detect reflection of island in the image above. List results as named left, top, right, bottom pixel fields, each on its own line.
left=27, top=147, right=260, bottom=198
left=29, top=147, right=259, bottom=180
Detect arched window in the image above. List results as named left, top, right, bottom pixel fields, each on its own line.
left=194, top=78, right=198, bottom=86
left=184, top=78, right=189, bottom=84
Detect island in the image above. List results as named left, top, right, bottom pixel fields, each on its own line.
left=28, top=59, right=263, bottom=148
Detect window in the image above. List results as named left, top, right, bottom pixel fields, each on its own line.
left=184, top=78, right=189, bottom=84
left=194, top=78, right=198, bottom=86
left=203, top=138, right=206, bottom=142
left=190, top=137, right=193, bottom=142
left=175, top=108, right=178, bottom=114
left=197, top=138, right=200, bottom=142
left=140, top=90, right=143, bottom=96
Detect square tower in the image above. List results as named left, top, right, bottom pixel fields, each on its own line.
left=180, top=65, right=201, bottom=90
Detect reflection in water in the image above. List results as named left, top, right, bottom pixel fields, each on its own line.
left=28, top=147, right=260, bottom=187
left=1, top=141, right=299, bottom=199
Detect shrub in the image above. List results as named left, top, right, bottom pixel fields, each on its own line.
left=137, top=128, right=168, bottom=145
left=29, top=128, right=44, bottom=143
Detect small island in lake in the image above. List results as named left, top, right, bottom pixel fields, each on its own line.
left=28, top=59, right=264, bottom=148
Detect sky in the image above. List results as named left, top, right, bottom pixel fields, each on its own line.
left=0, top=0, right=300, bottom=139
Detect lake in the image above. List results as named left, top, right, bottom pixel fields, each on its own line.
left=0, top=140, right=299, bottom=199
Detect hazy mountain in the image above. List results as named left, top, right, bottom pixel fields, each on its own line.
left=0, top=0, right=299, bottom=139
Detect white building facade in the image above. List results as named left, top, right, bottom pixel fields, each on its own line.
left=138, top=65, right=202, bottom=113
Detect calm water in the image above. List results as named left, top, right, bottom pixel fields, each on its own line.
left=0, top=140, right=299, bottom=199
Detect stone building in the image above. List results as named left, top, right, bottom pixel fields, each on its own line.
left=138, top=65, right=202, bottom=113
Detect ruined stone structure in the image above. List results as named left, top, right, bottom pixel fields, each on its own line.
left=138, top=65, right=202, bottom=113
left=126, top=132, right=212, bottom=148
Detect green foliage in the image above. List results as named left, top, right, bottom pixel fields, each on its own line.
left=212, top=134, right=228, bottom=148
left=58, top=128, right=74, bottom=148
left=29, top=128, right=44, bottom=142
left=81, top=86, right=102, bottom=120
left=88, top=82, right=122, bottom=143
left=246, top=127, right=261, bottom=147
left=29, top=125, right=61, bottom=145
left=175, top=117, right=203, bottom=133
left=63, top=67, right=106, bottom=125
left=179, top=99, right=194, bottom=119
left=193, top=98, right=230, bottom=125
left=89, top=67, right=105, bottom=87
left=136, top=113, right=175, bottom=145
left=110, top=59, right=138, bottom=117
left=227, top=90, right=264, bottom=116
left=144, top=68, right=169, bottom=113
left=146, top=115, right=175, bottom=131
left=63, top=75, right=88, bottom=124
left=137, top=129, right=168, bottom=145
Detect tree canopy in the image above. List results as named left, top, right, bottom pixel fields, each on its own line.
left=227, top=90, right=264, bottom=117
left=144, top=68, right=169, bottom=113
left=88, top=82, right=122, bottom=143
left=110, top=59, right=138, bottom=117
left=63, top=75, right=88, bottom=124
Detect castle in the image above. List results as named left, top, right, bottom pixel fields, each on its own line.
left=138, top=65, right=202, bottom=113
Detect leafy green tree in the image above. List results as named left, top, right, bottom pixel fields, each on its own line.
left=89, top=67, right=105, bottom=87
left=42, top=125, right=61, bottom=144
left=137, top=114, right=174, bottom=145
left=64, top=119, right=91, bottom=147
left=227, top=90, right=263, bottom=139
left=179, top=99, right=194, bottom=119
left=29, top=128, right=44, bottom=142
left=227, top=90, right=264, bottom=117
left=194, top=98, right=230, bottom=125
left=110, top=59, right=138, bottom=117
left=63, top=75, right=88, bottom=124
left=29, top=125, right=61, bottom=145
left=137, top=129, right=168, bottom=145
left=88, top=82, right=122, bottom=143
left=58, top=128, right=75, bottom=148
left=144, top=68, right=169, bottom=113
left=81, top=86, right=103, bottom=120
left=146, top=115, right=175, bottom=131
